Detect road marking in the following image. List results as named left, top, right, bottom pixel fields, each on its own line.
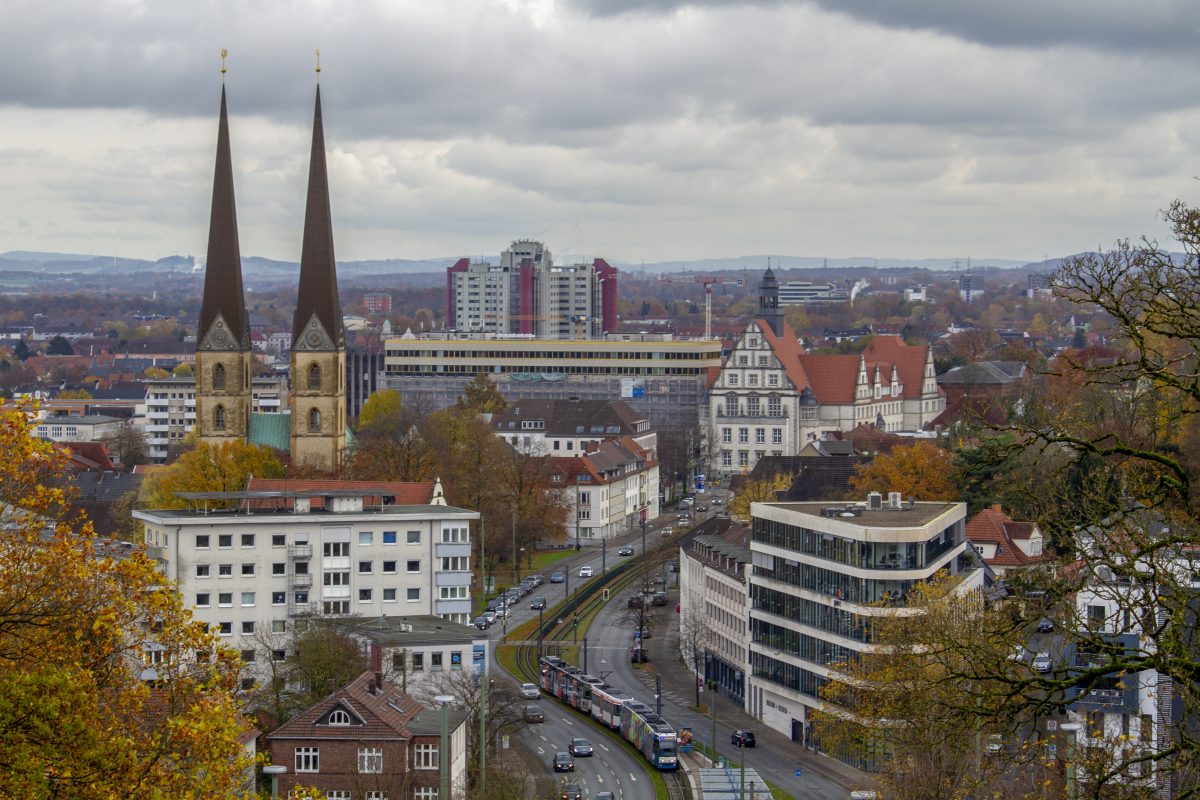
left=629, top=773, right=637, bottom=782
left=597, top=775, right=604, bottom=784
left=599, top=743, right=610, bottom=752
left=537, top=747, right=545, bottom=755
left=563, top=718, right=574, bottom=725
left=540, top=735, right=548, bottom=742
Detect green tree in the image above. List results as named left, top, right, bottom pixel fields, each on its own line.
left=13, top=339, right=30, bottom=361
left=46, top=335, right=74, bottom=355
left=172, top=362, right=194, bottom=377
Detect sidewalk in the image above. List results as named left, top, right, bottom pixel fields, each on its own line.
left=653, top=595, right=872, bottom=795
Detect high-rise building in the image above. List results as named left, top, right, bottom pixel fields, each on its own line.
left=445, top=240, right=618, bottom=338
left=363, top=292, right=392, bottom=315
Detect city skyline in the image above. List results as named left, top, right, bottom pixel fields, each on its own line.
left=1, top=1, right=1198, bottom=264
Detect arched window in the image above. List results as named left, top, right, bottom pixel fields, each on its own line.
left=308, top=362, right=321, bottom=390
left=309, top=408, right=321, bottom=432
left=327, top=709, right=350, bottom=726
left=214, top=404, right=226, bottom=430
left=213, top=362, right=226, bottom=390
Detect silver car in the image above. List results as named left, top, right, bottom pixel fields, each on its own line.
left=520, top=682, right=540, bottom=699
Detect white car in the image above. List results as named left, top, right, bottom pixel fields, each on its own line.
left=520, top=682, right=540, bottom=699
left=578, top=565, right=594, bottom=578
left=1032, top=652, right=1053, bottom=673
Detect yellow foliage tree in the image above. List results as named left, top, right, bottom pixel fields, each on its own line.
left=848, top=440, right=959, bottom=501
left=728, top=473, right=791, bottom=522
left=0, top=407, right=253, bottom=798
left=141, top=439, right=285, bottom=509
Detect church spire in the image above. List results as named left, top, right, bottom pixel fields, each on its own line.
left=197, top=85, right=250, bottom=350
left=291, top=85, right=344, bottom=351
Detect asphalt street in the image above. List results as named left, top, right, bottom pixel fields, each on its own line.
left=516, top=702, right=656, bottom=800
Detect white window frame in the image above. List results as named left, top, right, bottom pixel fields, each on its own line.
left=358, top=747, right=384, bottom=774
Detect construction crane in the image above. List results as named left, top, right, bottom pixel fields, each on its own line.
left=653, top=274, right=743, bottom=338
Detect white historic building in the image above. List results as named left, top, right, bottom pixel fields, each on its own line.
left=708, top=269, right=944, bottom=474
left=134, top=486, right=480, bottom=677
left=550, top=437, right=660, bottom=542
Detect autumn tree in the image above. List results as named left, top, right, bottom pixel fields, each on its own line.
left=141, top=439, right=285, bottom=509
left=0, top=406, right=253, bottom=798
left=105, top=420, right=148, bottom=468
left=678, top=608, right=718, bottom=708
left=847, top=440, right=958, bottom=501
left=172, top=362, right=194, bottom=377
left=727, top=472, right=791, bottom=522
left=457, top=372, right=508, bottom=415
left=349, top=391, right=436, bottom=483
left=897, top=201, right=1200, bottom=798
left=286, top=621, right=369, bottom=710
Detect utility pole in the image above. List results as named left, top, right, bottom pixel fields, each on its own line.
left=479, top=517, right=486, bottom=612
left=479, top=671, right=488, bottom=799
left=583, top=637, right=588, bottom=673
left=656, top=674, right=663, bottom=715
left=511, top=506, right=517, bottom=585
left=710, top=679, right=719, bottom=768
left=641, top=505, right=647, bottom=558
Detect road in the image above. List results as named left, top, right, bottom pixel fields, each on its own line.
left=518, top=700, right=656, bottom=800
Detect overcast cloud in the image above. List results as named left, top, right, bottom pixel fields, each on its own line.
left=1, top=0, right=1198, bottom=264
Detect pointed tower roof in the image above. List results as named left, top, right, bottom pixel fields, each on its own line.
left=292, top=85, right=344, bottom=351
left=197, top=86, right=250, bottom=350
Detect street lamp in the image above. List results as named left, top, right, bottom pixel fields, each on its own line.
left=262, top=765, right=287, bottom=799
left=435, top=695, right=456, bottom=800
left=1060, top=721, right=1083, bottom=800
left=640, top=504, right=647, bottom=558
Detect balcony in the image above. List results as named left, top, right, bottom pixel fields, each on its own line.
left=289, top=573, right=313, bottom=589
left=435, top=598, right=472, bottom=616
left=322, top=586, right=351, bottom=599
left=146, top=411, right=168, bottom=420
left=288, top=544, right=313, bottom=560
left=146, top=424, right=169, bottom=433
left=322, top=557, right=351, bottom=570
left=436, top=570, right=473, bottom=588
left=435, top=542, right=472, bottom=559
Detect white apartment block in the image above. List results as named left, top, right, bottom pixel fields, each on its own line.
left=746, top=495, right=976, bottom=766
left=679, top=527, right=751, bottom=710
left=33, top=414, right=126, bottom=443
left=139, top=376, right=287, bottom=462
left=134, top=490, right=480, bottom=672
left=492, top=398, right=656, bottom=457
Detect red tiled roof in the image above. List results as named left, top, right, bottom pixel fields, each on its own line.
left=248, top=478, right=433, bottom=505
left=755, top=319, right=811, bottom=393
left=798, top=352, right=861, bottom=403
left=269, top=671, right=422, bottom=741
left=862, top=335, right=930, bottom=400
left=966, top=506, right=1047, bottom=568
left=61, top=441, right=116, bottom=470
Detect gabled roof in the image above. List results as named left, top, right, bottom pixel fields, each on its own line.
left=753, top=318, right=810, bottom=391
left=966, top=506, right=1047, bottom=568
left=248, top=477, right=434, bottom=506
left=61, top=441, right=116, bottom=470
left=796, top=352, right=860, bottom=403
left=861, top=335, right=930, bottom=399
left=268, top=671, right=423, bottom=741
left=491, top=398, right=647, bottom=437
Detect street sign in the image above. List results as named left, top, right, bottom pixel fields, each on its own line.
left=794, top=769, right=804, bottom=777
left=1047, top=720, right=1058, bottom=731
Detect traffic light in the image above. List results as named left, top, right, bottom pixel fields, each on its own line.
left=603, top=588, right=610, bottom=601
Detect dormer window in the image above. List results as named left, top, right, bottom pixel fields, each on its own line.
left=328, top=709, right=351, bottom=725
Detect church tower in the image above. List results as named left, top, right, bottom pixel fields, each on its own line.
left=289, top=85, right=346, bottom=473
left=758, top=265, right=784, bottom=337
left=195, top=85, right=254, bottom=448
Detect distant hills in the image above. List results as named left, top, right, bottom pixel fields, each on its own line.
left=0, top=250, right=1063, bottom=277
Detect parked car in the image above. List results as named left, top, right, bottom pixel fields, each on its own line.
left=630, top=646, right=650, bottom=663
left=530, top=596, right=547, bottom=610
left=482, top=610, right=497, bottom=625
left=651, top=591, right=668, bottom=606
left=628, top=594, right=647, bottom=609
left=569, top=738, right=594, bottom=757
left=472, top=615, right=491, bottom=630
left=985, top=734, right=1004, bottom=755
left=553, top=751, right=575, bottom=772
left=666, top=559, right=679, bottom=573
left=1032, top=652, right=1053, bottom=673
left=549, top=571, right=566, bottom=583
left=486, top=598, right=503, bottom=612
left=530, top=573, right=545, bottom=586
left=1036, top=618, right=1055, bottom=633
left=524, top=704, right=545, bottom=723
left=634, top=627, right=653, bottom=639
left=731, top=730, right=756, bottom=748
left=561, top=783, right=583, bottom=800
left=520, top=682, right=540, bottom=700
left=578, top=565, right=594, bottom=578
left=493, top=604, right=509, bottom=619
left=617, top=545, right=634, bottom=557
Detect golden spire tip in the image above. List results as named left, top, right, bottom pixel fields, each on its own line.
left=220, top=48, right=228, bottom=79
left=315, top=48, right=321, bottom=76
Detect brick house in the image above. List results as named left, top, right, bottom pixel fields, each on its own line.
left=266, top=670, right=468, bottom=800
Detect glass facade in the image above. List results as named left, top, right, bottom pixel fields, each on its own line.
left=750, top=585, right=874, bottom=643
left=751, top=618, right=857, bottom=667
left=753, top=516, right=963, bottom=571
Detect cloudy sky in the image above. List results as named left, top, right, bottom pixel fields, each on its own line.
left=2, top=0, right=1199, bottom=264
